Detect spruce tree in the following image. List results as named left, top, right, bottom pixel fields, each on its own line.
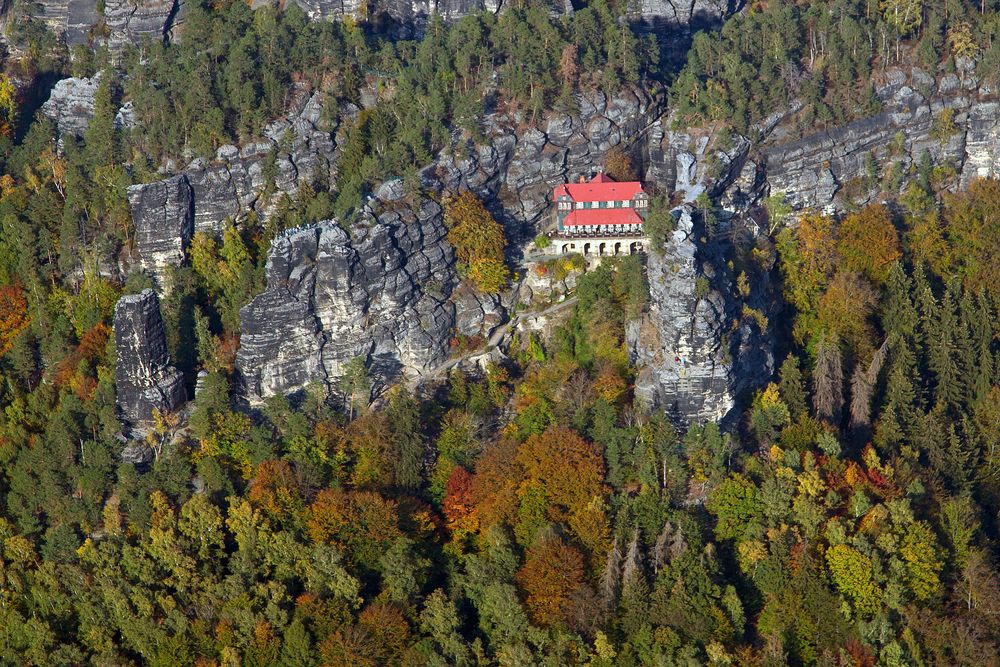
left=929, top=288, right=961, bottom=414
left=779, top=353, right=809, bottom=420
left=881, top=262, right=919, bottom=342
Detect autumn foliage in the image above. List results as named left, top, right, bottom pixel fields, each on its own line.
left=515, top=536, right=586, bottom=628
left=444, top=191, right=510, bottom=293
left=0, top=283, right=29, bottom=357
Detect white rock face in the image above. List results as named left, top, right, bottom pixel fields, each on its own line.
left=41, top=75, right=101, bottom=139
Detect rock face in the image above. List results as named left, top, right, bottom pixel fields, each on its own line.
left=760, top=65, right=1000, bottom=212
left=21, top=0, right=99, bottom=46
left=236, top=202, right=459, bottom=402
left=103, top=0, right=183, bottom=50
left=633, top=0, right=736, bottom=31
left=629, top=208, right=773, bottom=424
left=41, top=75, right=101, bottom=140
left=16, top=0, right=179, bottom=47
left=128, top=175, right=194, bottom=289
left=209, top=87, right=656, bottom=403
left=114, top=289, right=186, bottom=432
left=128, top=89, right=337, bottom=286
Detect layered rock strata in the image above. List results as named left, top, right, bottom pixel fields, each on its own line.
left=629, top=208, right=773, bottom=424
left=760, top=65, right=1000, bottom=212
left=114, top=289, right=186, bottom=431
left=128, top=90, right=337, bottom=287
left=236, top=202, right=461, bottom=402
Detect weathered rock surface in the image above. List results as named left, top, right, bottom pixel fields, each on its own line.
left=236, top=201, right=460, bottom=401
left=128, top=89, right=338, bottom=285
left=632, top=0, right=735, bottom=31
left=231, top=86, right=663, bottom=402
left=760, top=66, right=1000, bottom=212
left=114, top=289, right=186, bottom=432
left=16, top=0, right=179, bottom=47
left=103, top=0, right=182, bottom=51
left=288, top=0, right=504, bottom=36
left=41, top=75, right=100, bottom=139
left=128, top=175, right=194, bottom=290
left=21, top=0, right=99, bottom=46
left=629, top=207, right=773, bottom=424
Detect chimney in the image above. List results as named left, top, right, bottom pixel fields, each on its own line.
left=578, top=174, right=586, bottom=183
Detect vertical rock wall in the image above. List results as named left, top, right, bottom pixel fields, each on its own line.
left=114, top=289, right=186, bottom=431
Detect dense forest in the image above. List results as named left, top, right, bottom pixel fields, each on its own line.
left=1, top=0, right=1000, bottom=664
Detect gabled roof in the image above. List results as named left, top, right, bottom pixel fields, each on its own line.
left=553, top=173, right=646, bottom=203
left=561, top=208, right=644, bottom=227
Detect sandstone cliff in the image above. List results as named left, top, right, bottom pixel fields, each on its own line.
left=760, top=64, right=1000, bottom=212
left=236, top=202, right=462, bottom=401
left=128, top=90, right=337, bottom=289
left=114, top=289, right=187, bottom=433
left=16, top=0, right=180, bottom=47
left=629, top=207, right=774, bottom=425
left=228, top=88, right=663, bottom=401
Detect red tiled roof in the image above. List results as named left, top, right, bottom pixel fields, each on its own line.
left=553, top=173, right=646, bottom=202
left=562, top=208, right=644, bottom=227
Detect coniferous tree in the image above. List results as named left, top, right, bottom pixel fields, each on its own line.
left=779, top=353, right=809, bottom=420
left=930, top=287, right=961, bottom=413
left=813, top=336, right=844, bottom=427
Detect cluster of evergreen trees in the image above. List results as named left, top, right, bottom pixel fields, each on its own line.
left=671, top=0, right=1000, bottom=134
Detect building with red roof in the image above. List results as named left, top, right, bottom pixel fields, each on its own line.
left=553, top=172, right=648, bottom=237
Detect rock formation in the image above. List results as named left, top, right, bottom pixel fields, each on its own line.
left=236, top=202, right=462, bottom=402
left=21, top=0, right=99, bottom=46
left=103, top=0, right=183, bottom=51
left=128, top=89, right=338, bottom=286
left=760, top=64, right=1000, bottom=212
left=114, top=289, right=186, bottom=432
left=633, top=0, right=736, bottom=31
left=41, top=75, right=101, bottom=140
left=14, top=0, right=180, bottom=47
left=127, top=175, right=194, bottom=290
left=629, top=208, right=773, bottom=424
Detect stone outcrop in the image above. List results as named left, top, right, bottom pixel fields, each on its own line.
left=629, top=208, right=773, bottom=424
left=288, top=0, right=504, bottom=36
left=114, top=289, right=186, bottom=432
left=128, top=89, right=338, bottom=286
left=21, top=0, right=99, bottom=46
left=633, top=0, right=736, bottom=31
left=759, top=65, right=1000, bottom=212
left=236, top=202, right=460, bottom=402
left=15, top=0, right=179, bottom=47
left=103, top=0, right=183, bottom=51
left=41, top=75, right=100, bottom=139
left=128, top=175, right=194, bottom=289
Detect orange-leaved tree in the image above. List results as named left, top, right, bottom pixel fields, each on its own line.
left=442, top=465, right=478, bottom=536
left=516, top=425, right=606, bottom=521
left=838, top=204, right=901, bottom=285
left=0, top=283, right=30, bottom=357
left=515, top=535, right=586, bottom=628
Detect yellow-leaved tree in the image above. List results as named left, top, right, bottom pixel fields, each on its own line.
left=444, top=191, right=510, bottom=293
